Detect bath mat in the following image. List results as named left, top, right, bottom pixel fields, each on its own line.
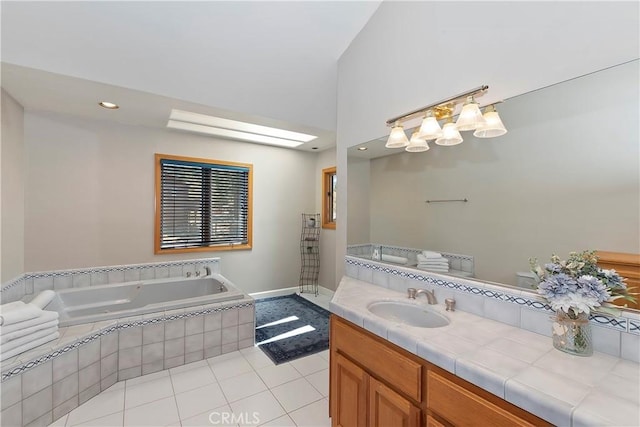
left=254, top=293, right=330, bottom=364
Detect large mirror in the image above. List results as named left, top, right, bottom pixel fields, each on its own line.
left=347, top=60, right=639, bottom=296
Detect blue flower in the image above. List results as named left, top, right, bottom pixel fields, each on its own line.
left=537, top=273, right=578, bottom=301
left=544, top=263, right=562, bottom=274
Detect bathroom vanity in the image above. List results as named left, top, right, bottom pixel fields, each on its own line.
left=329, top=274, right=640, bottom=427
left=330, top=314, right=549, bottom=426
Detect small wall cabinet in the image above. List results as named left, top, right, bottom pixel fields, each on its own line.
left=330, top=315, right=551, bottom=427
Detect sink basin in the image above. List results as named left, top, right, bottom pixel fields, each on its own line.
left=367, top=301, right=450, bottom=328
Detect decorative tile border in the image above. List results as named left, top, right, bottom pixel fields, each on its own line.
left=2, top=258, right=220, bottom=290
left=1, top=299, right=254, bottom=382
left=345, top=256, right=632, bottom=333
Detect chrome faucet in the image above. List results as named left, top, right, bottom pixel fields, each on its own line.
left=204, top=266, right=211, bottom=276
left=407, top=287, right=437, bottom=305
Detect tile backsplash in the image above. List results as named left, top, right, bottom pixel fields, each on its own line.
left=345, top=255, right=640, bottom=363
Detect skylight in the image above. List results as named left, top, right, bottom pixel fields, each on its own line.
left=167, top=109, right=317, bottom=148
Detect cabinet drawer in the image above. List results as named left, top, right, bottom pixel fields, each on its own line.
left=427, top=371, right=535, bottom=427
left=333, top=317, right=422, bottom=402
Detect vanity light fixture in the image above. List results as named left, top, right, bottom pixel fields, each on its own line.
left=436, top=119, right=464, bottom=146
left=99, top=101, right=119, bottom=109
left=455, top=95, right=486, bottom=131
left=385, top=121, right=410, bottom=148
left=473, top=104, right=508, bottom=138
left=406, top=129, right=430, bottom=152
left=384, top=85, right=507, bottom=153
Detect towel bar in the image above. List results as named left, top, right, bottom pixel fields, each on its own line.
left=425, top=198, right=468, bottom=203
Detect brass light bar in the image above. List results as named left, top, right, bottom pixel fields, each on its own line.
left=385, top=85, right=489, bottom=126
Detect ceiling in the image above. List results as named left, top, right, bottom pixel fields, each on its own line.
left=0, top=1, right=381, bottom=151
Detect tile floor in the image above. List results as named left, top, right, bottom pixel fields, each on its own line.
left=48, top=292, right=333, bottom=427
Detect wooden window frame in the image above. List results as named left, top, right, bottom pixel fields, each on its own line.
left=154, top=153, right=253, bottom=254
left=322, top=166, right=336, bottom=229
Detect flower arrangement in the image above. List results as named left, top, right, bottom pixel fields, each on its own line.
left=529, top=250, right=636, bottom=318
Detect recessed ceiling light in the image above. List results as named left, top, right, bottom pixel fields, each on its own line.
left=99, top=101, right=119, bottom=109
left=167, top=109, right=316, bottom=148
left=358, top=147, right=368, bottom=151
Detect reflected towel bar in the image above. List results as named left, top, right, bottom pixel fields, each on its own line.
left=425, top=198, right=468, bottom=203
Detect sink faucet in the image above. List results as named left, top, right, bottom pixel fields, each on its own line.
left=204, top=266, right=211, bottom=276
left=407, top=287, right=437, bottom=305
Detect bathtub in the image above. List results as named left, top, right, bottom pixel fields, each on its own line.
left=44, top=273, right=245, bottom=327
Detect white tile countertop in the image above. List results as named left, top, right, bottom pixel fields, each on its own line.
left=329, top=276, right=640, bottom=427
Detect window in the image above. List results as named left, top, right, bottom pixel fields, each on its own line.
left=322, top=166, right=336, bottom=229
left=155, top=154, right=252, bottom=253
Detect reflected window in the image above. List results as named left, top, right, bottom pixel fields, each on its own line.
left=322, top=166, right=336, bottom=229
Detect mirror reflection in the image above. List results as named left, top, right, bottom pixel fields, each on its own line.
left=347, top=60, right=639, bottom=297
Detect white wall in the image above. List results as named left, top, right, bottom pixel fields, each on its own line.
left=315, top=148, right=337, bottom=290
left=336, top=2, right=639, bottom=283
left=23, top=111, right=318, bottom=294
left=1, top=89, right=25, bottom=282
left=361, top=61, right=640, bottom=285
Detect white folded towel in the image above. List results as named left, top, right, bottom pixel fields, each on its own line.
left=1, top=326, right=59, bottom=354
left=0, top=310, right=59, bottom=335
left=381, top=254, right=408, bottom=264
left=418, top=259, right=449, bottom=266
left=0, top=303, right=42, bottom=326
left=421, top=251, right=443, bottom=259
left=0, top=331, right=59, bottom=361
left=1, top=319, right=59, bottom=344
left=30, top=290, right=56, bottom=309
left=418, top=264, right=449, bottom=270
left=417, top=254, right=447, bottom=263
left=417, top=266, right=450, bottom=273
left=0, top=301, right=27, bottom=313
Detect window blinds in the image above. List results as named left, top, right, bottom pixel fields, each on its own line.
left=160, top=159, right=250, bottom=249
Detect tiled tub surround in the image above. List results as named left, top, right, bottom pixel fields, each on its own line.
left=0, top=257, right=222, bottom=305
left=334, top=268, right=640, bottom=426
left=0, top=298, right=255, bottom=427
left=0, top=258, right=257, bottom=427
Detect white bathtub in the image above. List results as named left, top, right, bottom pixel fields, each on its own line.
left=45, top=274, right=245, bottom=327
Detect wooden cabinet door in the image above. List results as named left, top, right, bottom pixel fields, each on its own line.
left=426, top=414, right=447, bottom=427
left=331, top=353, right=368, bottom=427
left=369, top=377, right=420, bottom=427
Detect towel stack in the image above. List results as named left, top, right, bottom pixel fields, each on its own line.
left=381, top=254, right=409, bottom=265
left=416, top=251, right=449, bottom=273
left=0, top=291, right=59, bottom=361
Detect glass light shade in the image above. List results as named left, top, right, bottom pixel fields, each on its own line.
left=417, top=111, right=443, bottom=140
left=406, top=130, right=430, bottom=152
left=455, top=96, right=486, bottom=131
left=435, top=122, right=463, bottom=146
left=473, top=106, right=507, bottom=138
left=385, top=123, right=409, bottom=148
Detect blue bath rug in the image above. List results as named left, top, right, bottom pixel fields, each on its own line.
left=254, top=293, right=330, bottom=364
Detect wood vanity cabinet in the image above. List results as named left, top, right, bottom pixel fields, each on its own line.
left=597, top=250, right=640, bottom=310
left=330, top=315, right=551, bottom=427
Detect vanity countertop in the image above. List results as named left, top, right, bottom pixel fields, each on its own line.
left=330, top=276, right=640, bottom=427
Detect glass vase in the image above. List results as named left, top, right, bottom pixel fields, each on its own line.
left=552, top=310, right=593, bottom=356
